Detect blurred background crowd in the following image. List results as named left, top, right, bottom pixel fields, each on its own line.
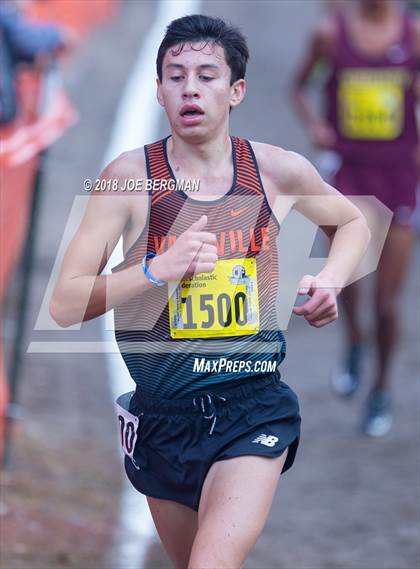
left=0, top=1, right=418, bottom=568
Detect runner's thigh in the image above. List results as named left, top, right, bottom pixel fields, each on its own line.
left=147, top=496, right=198, bottom=569
left=376, top=224, right=415, bottom=295
left=191, top=451, right=288, bottom=567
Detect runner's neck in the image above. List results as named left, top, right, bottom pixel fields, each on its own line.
left=345, top=3, right=403, bottom=58
left=166, top=133, right=235, bottom=200
left=357, top=1, right=397, bottom=24
left=168, top=132, right=232, bottom=179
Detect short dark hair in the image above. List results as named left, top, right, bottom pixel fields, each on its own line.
left=156, top=14, right=249, bottom=84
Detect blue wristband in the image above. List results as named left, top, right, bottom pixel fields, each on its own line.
left=141, top=252, right=166, bottom=286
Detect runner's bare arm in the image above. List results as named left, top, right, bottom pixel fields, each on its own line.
left=50, top=152, right=153, bottom=327
left=277, top=150, right=370, bottom=290
left=50, top=153, right=218, bottom=328
left=255, top=143, right=370, bottom=327
left=291, top=18, right=337, bottom=149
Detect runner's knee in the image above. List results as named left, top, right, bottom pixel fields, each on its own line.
left=189, top=510, right=264, bottom=569
left=376, top=293, right=399, bottom=320
left=188, top=535, right=245, bottom=569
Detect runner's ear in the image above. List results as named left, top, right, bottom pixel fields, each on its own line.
left=156, top=78, right=164, bottom=107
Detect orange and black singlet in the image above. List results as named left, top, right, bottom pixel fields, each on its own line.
left=112, top=136, right=286, bottom=398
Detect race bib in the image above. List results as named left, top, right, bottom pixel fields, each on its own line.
left=338, top=69, right=404, bottom=140
left=115, top=392, right=140, bottom=468
left=168, top=258, right=259, bottom=339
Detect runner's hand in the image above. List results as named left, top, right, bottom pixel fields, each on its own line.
left=149, top=215, right=218, bottom=282
left=309, top=120, right=336, bottom=150
left=293, top=274, right=339, bottom=328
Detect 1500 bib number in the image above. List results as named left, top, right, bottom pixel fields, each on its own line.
left=168, top=258, right=259, bottom=339
left=180, top=291, right=248, bottom=329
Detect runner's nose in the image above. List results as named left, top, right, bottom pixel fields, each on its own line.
left=182, top=76, right=200, bottom=99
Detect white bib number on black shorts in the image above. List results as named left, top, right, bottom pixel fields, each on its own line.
left=115, top=392, right=139, bottom=460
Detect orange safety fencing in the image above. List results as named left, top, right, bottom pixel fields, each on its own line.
left=27, top=0, right=118, bottom=36
left=0, top=0, right=119, bottom=463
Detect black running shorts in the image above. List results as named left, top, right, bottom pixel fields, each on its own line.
left=116, top=371, right=301, bottom=511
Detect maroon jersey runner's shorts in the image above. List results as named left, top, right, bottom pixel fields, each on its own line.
left=334, top=161, right=418, bottom=227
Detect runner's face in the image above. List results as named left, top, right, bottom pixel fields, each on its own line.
left=157, top=42, right=245, bottom=140
left=358, top=0, right=391, bottom=12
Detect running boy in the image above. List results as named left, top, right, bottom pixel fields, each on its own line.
left=293, top=0, right=419, bottom=436
left=51, top=15, right=370, bottom=569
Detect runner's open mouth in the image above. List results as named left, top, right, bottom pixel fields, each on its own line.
left=180, top=107, right=204, bottom=117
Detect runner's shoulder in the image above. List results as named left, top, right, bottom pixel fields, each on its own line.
left=100, top=147, right=146, bottom=189
left=312, top=15, right=336, bottom=56
left=251, top=141, right=321, bottom=195
left=87, top=148, right=148, bottom=221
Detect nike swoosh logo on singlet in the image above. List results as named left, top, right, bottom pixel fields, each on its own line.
left=231, top=207, right=248, bottom=217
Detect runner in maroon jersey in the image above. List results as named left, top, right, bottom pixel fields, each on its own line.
left=293, top=0, right=419, bottom=437
left=51, top=15, right=369, bottom=569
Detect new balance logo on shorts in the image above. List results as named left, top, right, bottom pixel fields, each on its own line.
left=252, top=434, right=279, bottom=447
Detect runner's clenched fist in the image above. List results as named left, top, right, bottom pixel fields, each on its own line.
left=149, top=215, right=218, bottom=281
